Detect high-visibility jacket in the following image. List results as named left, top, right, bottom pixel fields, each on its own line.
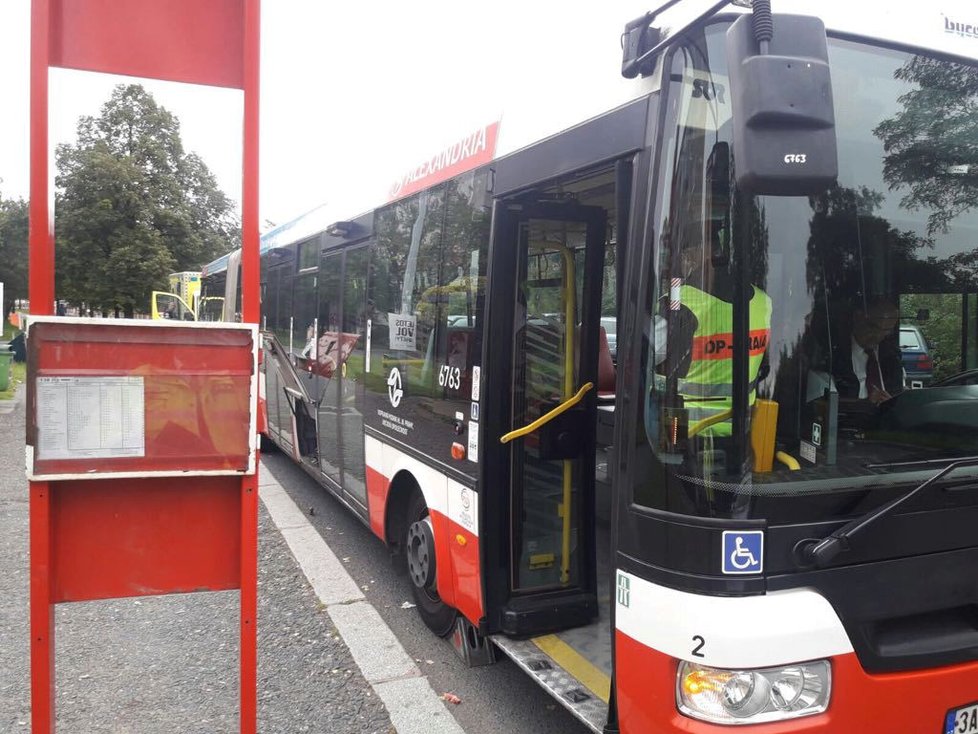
left=679, top=284, right=772, bottom=437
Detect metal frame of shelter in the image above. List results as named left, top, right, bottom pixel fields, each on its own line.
left=28, top=2, right=261, bottom=732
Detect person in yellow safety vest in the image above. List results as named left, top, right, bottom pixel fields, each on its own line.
left=678, top=283, right=773, bottom=437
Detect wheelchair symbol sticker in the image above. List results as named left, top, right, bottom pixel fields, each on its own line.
left=722, top=530, right=764, bottom=575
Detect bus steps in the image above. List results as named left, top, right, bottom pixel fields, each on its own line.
left=491, top=635, right=607, bottom=734
left=450, top=616, right=496, bottom=667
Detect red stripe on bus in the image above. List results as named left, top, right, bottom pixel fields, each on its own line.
left=443, top=513, right=483, bottom=624
left=366, top=465, right=389, bottom=540
left=428, top=509, right=457, bottom=609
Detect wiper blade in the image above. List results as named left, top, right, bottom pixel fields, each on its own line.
left=799, top=457, right=978, bottom=569
left=865, top=455, right=978, bottom=470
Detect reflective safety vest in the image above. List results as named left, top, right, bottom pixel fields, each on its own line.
left=679, top=284, right=772, bottom=437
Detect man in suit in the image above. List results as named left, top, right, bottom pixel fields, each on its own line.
left=832, top=298, right=903, bottom=405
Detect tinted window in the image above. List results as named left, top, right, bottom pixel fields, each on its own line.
left=365, top=173, right=490, bottom=468
left=638, top=27, right=978, bottom=521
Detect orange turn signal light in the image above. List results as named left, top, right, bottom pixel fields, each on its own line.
left=451, top=442, right=466, bottom=460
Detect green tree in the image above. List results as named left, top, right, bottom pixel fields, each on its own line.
left=0, top=195, right=29, bottom=317
left=56, top=84, right=238, bottom=317
left=875, top=56, right=978, bottom=235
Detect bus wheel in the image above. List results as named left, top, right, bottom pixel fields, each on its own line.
left=405, top=490, right=456, bottom=637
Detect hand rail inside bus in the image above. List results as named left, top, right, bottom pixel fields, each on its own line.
left=499, top=382, right=594, bottom=445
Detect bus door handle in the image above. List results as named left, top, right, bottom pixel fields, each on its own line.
left=500, top=382, right=593, bottom=445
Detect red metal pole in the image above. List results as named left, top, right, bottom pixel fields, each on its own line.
left=241, top=0, right=260, bottom=326
left=30, top=0, right=55, bottom=723
left=239, top=474, right=258, bottom=734
left=30, top=482, right=54, bottom=734
left=30, top=0, right=54, bottom=317
left=240, top=3, right=260, bottom=732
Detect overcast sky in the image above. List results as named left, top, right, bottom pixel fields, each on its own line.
left=3, top=1, right=975, bottom=234
left=0, top=1, right=653, bottom=231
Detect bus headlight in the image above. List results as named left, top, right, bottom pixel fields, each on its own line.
left=678, top=660, right=830, bottom=725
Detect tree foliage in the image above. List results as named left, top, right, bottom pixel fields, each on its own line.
left=875, top=56, right=978, bottom=235
left=0, top=195, right=29, bottom=316
left=56, top=84, right=238, bottom=317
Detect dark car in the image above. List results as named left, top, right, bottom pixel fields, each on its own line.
left=899, top=325, right=933, bottom=387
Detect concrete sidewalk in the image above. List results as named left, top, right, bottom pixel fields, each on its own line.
left=0, top=385, right=393, bottom=733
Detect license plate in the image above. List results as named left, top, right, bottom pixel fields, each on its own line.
left=946, top=703, right=978, bottom=734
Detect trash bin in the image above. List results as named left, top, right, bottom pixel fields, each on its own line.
left=9, top=333, right=25, bottom=362
left=0, top=345, right=12, bottom=391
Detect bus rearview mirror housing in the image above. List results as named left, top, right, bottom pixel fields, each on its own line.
left=726, top=14, right=838, bottom=196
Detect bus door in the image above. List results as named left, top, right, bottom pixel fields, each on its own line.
left=316, top=247, right=369, bottom=511
left=487, top=201, right=607, bottom=635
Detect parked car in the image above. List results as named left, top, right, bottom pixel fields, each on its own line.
left=899, top=325, right=934, bottom=387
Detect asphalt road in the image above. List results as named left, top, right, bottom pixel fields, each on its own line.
left=259, top=449, right=591, bottom=734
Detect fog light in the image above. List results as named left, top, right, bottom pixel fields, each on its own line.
left=678, top=660, right=830, bottom=725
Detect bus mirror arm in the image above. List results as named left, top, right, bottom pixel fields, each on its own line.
left=796, top=456, right=978, bottom=569
left=500, top=382, right=594, bottom=444
left=621, top=0, right=731, bottom=79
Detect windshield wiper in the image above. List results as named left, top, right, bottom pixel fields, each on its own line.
left=865, top=455, right=978, bottom=471
left=799, top=457, right=978, bottom=569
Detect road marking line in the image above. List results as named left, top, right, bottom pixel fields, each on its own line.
left=258, top=464, right=466, bottom=734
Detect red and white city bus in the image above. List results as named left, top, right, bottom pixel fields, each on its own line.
left=204, top=2, right=978, bottom=730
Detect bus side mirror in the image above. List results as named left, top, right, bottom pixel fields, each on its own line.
left=726, top=14, right=837, bottom=196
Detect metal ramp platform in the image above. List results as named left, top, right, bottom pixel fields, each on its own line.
left=491, top=539, right=613, bottom=734
left=491, top=600, right=611, bottom=733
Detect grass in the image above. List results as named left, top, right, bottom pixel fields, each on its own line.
left=0, top=318, right=24, bottom=400
left=0, top=360, right=25, bottom=400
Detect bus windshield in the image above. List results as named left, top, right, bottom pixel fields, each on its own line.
left=641, top=25, right=978, bottom=520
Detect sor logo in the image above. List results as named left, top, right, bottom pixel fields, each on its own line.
left=387, top=367, right=403, bottom=407
left=784, top=153, right=808, bottom=164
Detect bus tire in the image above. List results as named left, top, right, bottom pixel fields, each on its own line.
left=405, top=490, right=456, bottom=637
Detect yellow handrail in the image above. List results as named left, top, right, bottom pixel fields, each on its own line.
left=688, top=407, right=733, bottom=437
left=520, top=239, right=582, bottom=585
left=500, top=382, right=594, bottom=444
left=775, top=451, right=801, bottom=470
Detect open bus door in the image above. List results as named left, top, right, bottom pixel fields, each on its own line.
left=151, top=290, right=197, bottom=321
left=484, top=200, right=608, bottom=637
left=261, top=331, right=318, bottom=460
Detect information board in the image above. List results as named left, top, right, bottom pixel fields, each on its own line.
left=26, top=317, right=258, bottom=479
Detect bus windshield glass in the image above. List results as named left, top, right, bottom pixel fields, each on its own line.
left=640, top=24, right=978, bottom=519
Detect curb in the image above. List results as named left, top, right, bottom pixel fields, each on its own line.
left=258, top=464, right=467, bottom=734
